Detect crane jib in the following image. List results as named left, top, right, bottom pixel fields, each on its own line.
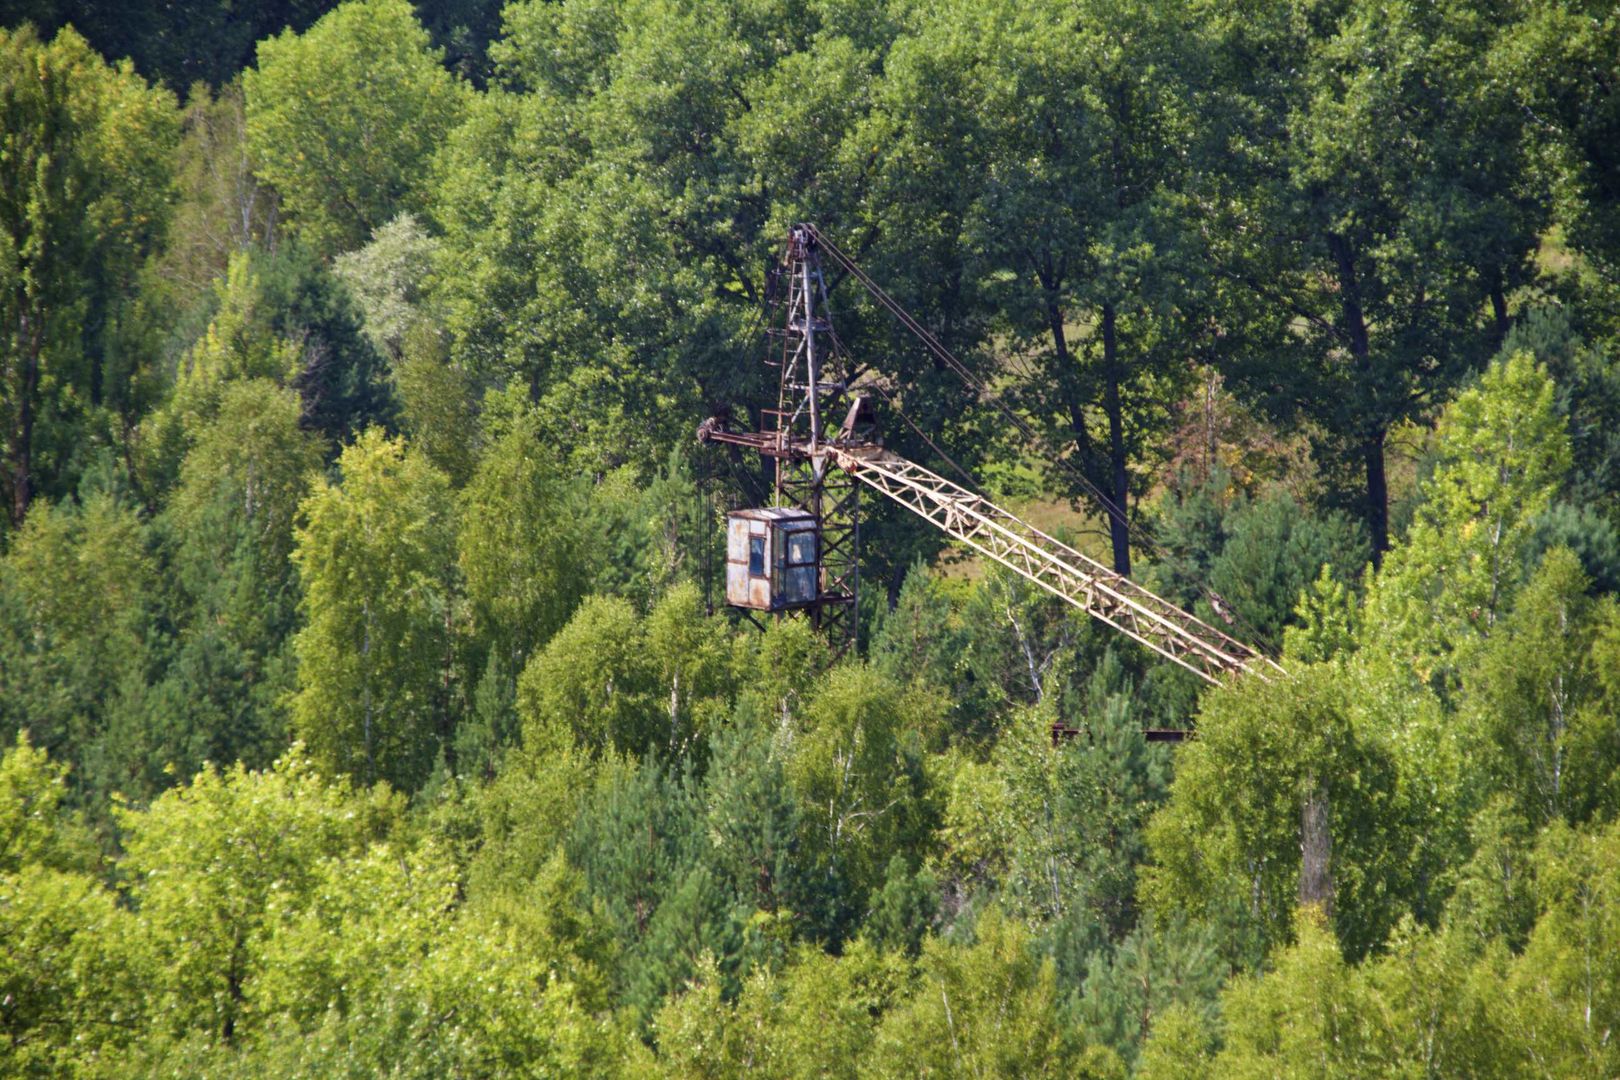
left=830, top=446, right=1283, bottom=686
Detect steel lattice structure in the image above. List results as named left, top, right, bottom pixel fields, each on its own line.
left=831, top=446, right=1282, bottom=684
left=756, top=225, right=859, bottom=654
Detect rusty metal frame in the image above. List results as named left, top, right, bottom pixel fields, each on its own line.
left=731, top=225, right=860, bottom=655
left=774, top=453, right=858, bottom=655
left=1052, top=722, right=1189, bottom=745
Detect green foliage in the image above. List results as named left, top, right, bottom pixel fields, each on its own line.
left=1153, top=472, right=1369, bottom=649
left=941, top=691, right=1168, bottom=968
left=0, top=492, right=162, bottom=800
left=867, top=909, right=1121, bottom=1079
left=1182, top=817, right=1620, bottom=1079
left=227, top=841, right=622, bottom=1078
left=564, top=755, right=709, bottom=1020
left=0, top=24, right=177, bottom=529
left=1505, top=818, right=1620, bottom=1074
left=8, top=1, right=1620, bottom=1070
left=1216, top=0, right=1546, bottom=552
left=652, top=915, right=1122, bottom=1078
left=175, top=256, right=304, bottom=411
left=1444, top=796, right=1539, bottom=954
left=290, top=428, right=457, bottom=790
left=732, top=616, right=828, bottom=735
left=516, top=581, right=734, bottom=761
left=154, top=379, right=322, bottom=777
left=1133, top=1001, right=1216, bottom=1080
left=952, top=566, right=1084, bottom=713
left=1144, top=663, right=1421, bottom=962
left=0, top=732, right=95, bottom=876
left=459, top=411, right=587, bottom=671
left=1503, top=0, right=1620, bottom=275
left=116, top=750, right=402, bottom=1041
left=1368, top=351, right=1571, bottom=684
left=579, top=450, right=715, bottom=607
left=393, top=322, right=478, bottom=484
left=1467, top=547, right=1620, bottom=827
left=0, top=738, right=625, bottom=1076
left=1211, top=910, right=1401, bottom=1078
left=946, top=0, right=1211, bottom=572
left=1526, top=501, right=1620, bottom=595
left=0, top=865, right=143, bottom=1077
left=865, top=853, right=938, bottom=959
left=518, top=594, right=653, bottom=758
left=1506, top=305, right=1620, bottom=531
left=154, top=80, right=277, bottom=312
left=332, top=212, right=441, bottom=362
left=244, top=0, right=464, bottom=256
left=463, top=745, right=604, bottom=900
left=262, top=241, right=398, bottom=442
left=14, top=2, right=343, bottom=90
left=1205, top=492, right=1366, bottom=648
left=253, top=838, right=458, bottom=1029
left=789, top=664, right=943, bottom=942
left=643, top=582, right=737, bottom=760
left=142, top=241, right=394, bottom=481
left=1073, top=917, right=1225, bottom=1071
left=168, top=379, right=318, bottom=590
left=1283, top=566, right=1361, bottom=665
left=870, top=561, right=995, bottom=737
left=649, top=940, right=908, bottom=1078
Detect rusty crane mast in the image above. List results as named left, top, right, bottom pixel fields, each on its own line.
left=698, top=225, right=1283, bottom=721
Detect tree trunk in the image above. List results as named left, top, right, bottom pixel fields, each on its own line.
left=1363, top=428, right=1388, bottom=564
left=887, top=558, right=907, bottom=610
left=1101, top=302, right=1130, bottom=576
left=439, top=597, right=456, bottom=776
left=1299, top=773, right=1334, bottom=916
left=9, top=313, right=39, bottom=527
left=1327, top=232, right=1387, bottom=561
left=1490, top=280, right=1510, bottom=346
left=361, top=604, right=375, bottom=785
left=1037, top=262, right=1095, bottom=478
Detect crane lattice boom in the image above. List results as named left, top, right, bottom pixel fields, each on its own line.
left=830, top=446, right=1282, bottom=685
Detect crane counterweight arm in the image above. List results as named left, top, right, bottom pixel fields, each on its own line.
left=830, top=446, right=1285, bottom=686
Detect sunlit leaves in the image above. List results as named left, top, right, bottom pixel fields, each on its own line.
left=0, top=24, right=178, bottom=527
left=1367, top=350, right=1571, bottom=682
left=244, top=0, right=465, bottom=256
left=290, top=429, right=457, bottom=790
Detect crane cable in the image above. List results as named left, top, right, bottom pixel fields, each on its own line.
left=805, top=224, right=1279, bottom=657
left=808, top=226, right=1134, bottom=533
left=862, top=379, right=983, bottom=493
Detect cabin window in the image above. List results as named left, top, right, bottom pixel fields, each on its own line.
left=783, top=564, right=816, bottom=603
left=786, top=530, right=816, bottom=566
left=749, top=535, right=766, bottom=576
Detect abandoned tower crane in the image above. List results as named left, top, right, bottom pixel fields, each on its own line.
left=698, top=225, right=1284, bottom=704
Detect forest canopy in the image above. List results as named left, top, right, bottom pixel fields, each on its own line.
left=3, top=0, right=1620, bottom=1075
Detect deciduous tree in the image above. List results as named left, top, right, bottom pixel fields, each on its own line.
left=0, top=25, right=177, bottom=528
left=245, top=0, right=464, bottom=256
left=290, top=428, right=457, bottom=790
left=1213, top=0, right=1547, bottom=556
